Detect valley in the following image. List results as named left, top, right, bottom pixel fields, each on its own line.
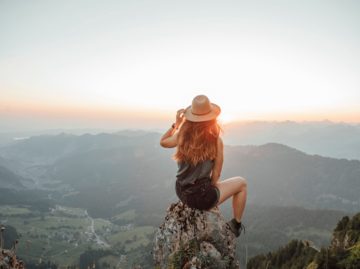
left=0, top=128, right=358, bottom=268
left=0, top=205, right=155, bottom=269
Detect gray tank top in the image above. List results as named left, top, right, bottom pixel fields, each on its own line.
left=176, top=159, right=214, bottom=186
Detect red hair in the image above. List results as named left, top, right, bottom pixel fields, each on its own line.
left=173, top=119, right=224, bottom=166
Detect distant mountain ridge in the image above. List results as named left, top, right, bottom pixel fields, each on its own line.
left=223, top=120, right=360, bottom=160
left=0, top=128, right=119, bottom=146
left=2, top=120, right=360, bottom=160
left=0, top=132, right=162, bottom=165
left=0, top=128, right=163, bottom=147
left=223, top=143, right=360, bottom=212
left=112, top=130, right=157, bottom=137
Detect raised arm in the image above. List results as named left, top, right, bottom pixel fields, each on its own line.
left=159, top=109, right=185, bottom=148
left=210, top=137, right=224, bottom=186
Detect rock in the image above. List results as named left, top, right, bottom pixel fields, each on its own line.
left=133, top=266, right=142, bottom=269
left=189, top=257, right=205, bottom=269
left=331, top=230, right=354, bottom=250
left=199, top=241, right=226, bottom=268
left=0, top=249, right=24, bottom=269
left=153, top=200, right=240, bottom=269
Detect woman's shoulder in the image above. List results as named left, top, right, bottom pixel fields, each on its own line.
left=217, top=136, right=223, bottom=146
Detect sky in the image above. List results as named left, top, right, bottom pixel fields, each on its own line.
left=1, top=0, right=359, bottom=132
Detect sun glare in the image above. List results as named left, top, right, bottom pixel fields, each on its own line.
left=217, top=111, right=233, bottom=124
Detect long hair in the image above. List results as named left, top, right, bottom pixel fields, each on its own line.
left=173, top=118, right=224, bottom=166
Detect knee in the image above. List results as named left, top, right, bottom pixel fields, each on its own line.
left=236, top=176, right=247, bottom=190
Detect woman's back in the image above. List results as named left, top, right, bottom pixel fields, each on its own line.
left=176, top=159, right=214, bottom=186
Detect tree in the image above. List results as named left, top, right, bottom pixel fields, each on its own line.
left=348, top=246, right=360, bottom=269
left=276, top=251, right=283, bottom=267
left=315, top=246, right=327, bottom=268
left=1, top=225, right=19, bottom=249
left=334, top=216, right=350, bottom=232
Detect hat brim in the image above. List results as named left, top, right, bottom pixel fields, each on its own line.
left=184, top=103, right=221, bottom=122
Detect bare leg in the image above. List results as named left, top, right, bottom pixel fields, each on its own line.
left=214, top=176, right=247, bottom=222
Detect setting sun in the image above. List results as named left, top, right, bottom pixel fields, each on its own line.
left=217, top=111, right=234, bottom=124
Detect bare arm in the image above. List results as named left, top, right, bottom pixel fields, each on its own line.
left=210, top=137, right=224, bottom=186
left=159, top=109, right=185, bottom=148
left=160, top=128, right=178, bottom=148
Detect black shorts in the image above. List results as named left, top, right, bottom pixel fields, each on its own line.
left=175, top=178, right=220, bottom=210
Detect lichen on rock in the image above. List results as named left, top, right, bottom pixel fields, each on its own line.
left=153, top=200, right=240, bottom=269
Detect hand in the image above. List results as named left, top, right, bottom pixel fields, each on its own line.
left=175, top=109, right=185, bottom=126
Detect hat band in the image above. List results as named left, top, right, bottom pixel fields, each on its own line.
left=191, top=109, right=212, bottom=116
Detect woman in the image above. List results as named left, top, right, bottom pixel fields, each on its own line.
left=159, top=95, right=247, bottom=238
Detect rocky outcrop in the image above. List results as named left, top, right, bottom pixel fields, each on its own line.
left=331, top=230, right=356, bottom=250
left=153, top=200, right=239, bottom=269
left=0, top=249, right=24, bottom=269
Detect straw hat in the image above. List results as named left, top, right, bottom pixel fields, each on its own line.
left=184, top=95, right=221, bottom=122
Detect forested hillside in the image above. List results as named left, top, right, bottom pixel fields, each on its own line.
left=247, top=239, right=319, bottom=269
left=0, top=189, right=55, bottom=212
left=222, top=205, right=351, bottom=267
left=0, top=164, right=26, bottom=188
left=247, top=212, right=360, bottom=269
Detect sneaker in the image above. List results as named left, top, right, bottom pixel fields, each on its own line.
left=226, top=219, right=245, bottom=238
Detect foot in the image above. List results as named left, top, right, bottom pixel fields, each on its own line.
left=226, top=219, right=245, bottom=238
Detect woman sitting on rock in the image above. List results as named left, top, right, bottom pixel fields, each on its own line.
left=160, top=95, right=247, bottom=238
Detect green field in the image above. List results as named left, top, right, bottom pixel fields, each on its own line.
left=0, top=206, right=95, bottom=266
left=16, top=237, right=48, bottom=261
left=19, top=238, right=97, bottom=266
left=0, top=206, right=156, bottom=267
left=0, top=207, right=32, bottom=215
left=114, top=209, right=137, bottom=220
left=12, top=225, right=96, bottom=266
left=99, top=254, right=121, bottom=269
left=108, top=226, right=156, bottom=252
left=47, top=242, right=96, bottom=266
left=62, top=207, right=86, bottom=217
left=6, top=216, right=91, bottom=235
left=94, top=219, right=112, bottom=230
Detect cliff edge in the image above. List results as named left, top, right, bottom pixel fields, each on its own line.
left=153, top=200, right=240, bottom=269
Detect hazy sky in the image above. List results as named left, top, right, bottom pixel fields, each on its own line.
left=1, top=0, right=359, bottom=131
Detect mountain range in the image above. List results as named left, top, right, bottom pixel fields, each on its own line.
left=1, top=120, right=360, bottom=160
left=0, top=132, right=358, bottom=215
left=223, top=120, right=360, bottom=160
